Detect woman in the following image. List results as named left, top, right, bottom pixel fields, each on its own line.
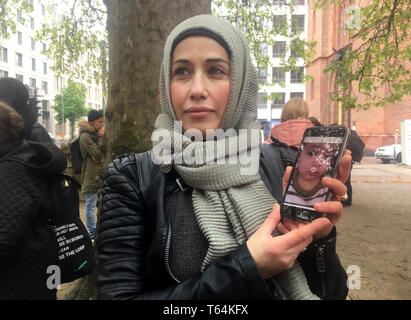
left=97, top=15, right=351, bottom=300
left=0, top=101, right=66, bottom=299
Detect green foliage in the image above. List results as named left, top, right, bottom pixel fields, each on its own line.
left=320, top=0, right=411, bottom=110
left=52, top=80, right=88, bottom=128
left=212, top=0, right=316, bottom=102
left=35, top=0, right=107, bottom=86
left=0, top=0, right=33, bottom=41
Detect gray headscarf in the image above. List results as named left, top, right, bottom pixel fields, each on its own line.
left=152, top=14, right=318, bottom=300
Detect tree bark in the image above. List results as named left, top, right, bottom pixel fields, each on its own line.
left=63, top=0, right=210, bottom=300
left=104, top=0, right=211, bottom=159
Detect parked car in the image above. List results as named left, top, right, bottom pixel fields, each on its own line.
left=375, top=144, right=402, bottom=163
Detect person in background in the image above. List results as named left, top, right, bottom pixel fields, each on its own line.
left=267, top=97, right=314, bottom=169
left=0, top=101, right=66, bottom=299
left=0, top=77, right=53, bottom=144
left=78, top=109, right=105, bottom=241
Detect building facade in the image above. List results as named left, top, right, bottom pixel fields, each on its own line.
left=0, top=0, right=105, bottom=143
left=306, top=0, right=411, bottom=151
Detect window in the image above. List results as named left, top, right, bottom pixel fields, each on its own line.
left=31, top=37, right=36, bottom=50
left=290, top=39, right=304, bottom=58
left=272, top=67, right=286, bottom=84
left=296, top=0, right=305, bottom=5
left=290, top=92, right=304, bottom=99
left=258, top=69, right=267, bottom=83
left=41, top=4, right=46, bottom=16
left=42, top=100, right=49, bottom=110
left=43, top=62, right=47, bottom=74
left=42, top=42, right=47, bottom=53
left=257, top=93, right=267, bottom=109
left=272, top=0, right=286, bottom=5
left=29, top=78, right=36, bottom=89
left=42, top=81, right=48, bottom=94
left=17, top=10, right=22, bottom=23
left=15, top=52, right=23, bottom=67
left=273, top=15, right=287, bottom=33
left=17, top=31, right=22, bottom=45
left=16, top=74, right=24, bottom=83
left=292, top=15, right=305, bottom=32
left=31, top=57, right=36, bottom=71
left=290, top=67, right=304, bottom=83
left=0, top=46, right=8, bottom=62
left=0, top=70, right=9, bottom=77
left=272, top=93, right=285, bottom=108
left=272, top=41, right=286, bottom=58
left=30, top=17, right=34, bottom=29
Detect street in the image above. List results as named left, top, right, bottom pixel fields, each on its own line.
left=337, top=157, right=411, bottom=299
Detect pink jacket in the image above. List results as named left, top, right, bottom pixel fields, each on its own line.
left=270, top=119, right=313, bottom=148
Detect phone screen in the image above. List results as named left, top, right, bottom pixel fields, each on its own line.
left=281, top=126, right=348, bottom=222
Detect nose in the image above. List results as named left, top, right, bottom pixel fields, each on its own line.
left=189, top=73, right=208, bottom=100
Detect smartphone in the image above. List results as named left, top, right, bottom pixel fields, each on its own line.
left=280, top=125, right=350, bottom=222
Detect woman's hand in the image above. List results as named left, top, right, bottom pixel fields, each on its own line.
left=278, top=150, right=352, bottom=239
left=246, top=204, right=331, bottom=279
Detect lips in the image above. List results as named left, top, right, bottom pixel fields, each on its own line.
left=184, top=106, right=214, bottom=118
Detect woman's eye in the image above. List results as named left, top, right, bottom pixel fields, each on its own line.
left=172, top=67, right=189, bottom=77
left=209, top=66, right=225, bottom=75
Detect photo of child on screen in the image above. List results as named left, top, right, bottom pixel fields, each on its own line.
left=284, top=139, right=341, bottom=208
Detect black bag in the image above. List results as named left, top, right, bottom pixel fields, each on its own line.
left=49, top=174, right=95, bottom=283
left=69, top=137, right=83, bottom=174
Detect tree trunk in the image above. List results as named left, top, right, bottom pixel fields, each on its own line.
left=63, top=0, right=210, bottom=300
left=104, top=0, right=211, bottom=160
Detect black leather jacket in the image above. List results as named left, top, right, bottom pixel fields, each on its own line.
left=97, top=145, right=348, bottom=300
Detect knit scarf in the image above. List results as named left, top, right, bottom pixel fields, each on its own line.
left=152, top=14, right=319, bottom=300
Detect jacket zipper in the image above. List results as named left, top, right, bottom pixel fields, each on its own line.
left=164, top=187, right=181, bottom=284
left=315, top=243, right=327, bottom=299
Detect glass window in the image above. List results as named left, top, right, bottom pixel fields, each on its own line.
left=29, top=77, right=36, bottom=88
left=42, top=81, right=48, bottom=94
left=257, top=92, right=267, bottom=109
left=290, top=92, right=304, bottom=99
left=0, top=46, right=8, bottom=62
left=31, top=57, right=36, bottom=71
left=272, top=41, right=286, bottom=58
left=15, top=52, right=23, bottom=67
left=31, top=37, right=36, bottom=50
left=16, top=74, right=24, bottom=83
left=272, top=67, right=286, bottom=84
left=0, top=70, right=9, bottom=77
left=272, top=93, right=285, bottom=108
left=292, top=15, right=305, bottom=33
left=43, top=62, right=47, bottom=74
left=258, top=69, right=267, bottom=83
left=273, top=15, right=287, bottom=33
left=290, top=67, right=304, bottom=83
left=17, top=31, right=22, bottom=45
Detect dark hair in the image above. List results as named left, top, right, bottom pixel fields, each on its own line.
left=0, top=101, right=25, bottom=142
left=308, top=116, right=322, bottom=127
left=0, top=77, right=38, bottom=137
left=171, top=28, right=231, bottom=57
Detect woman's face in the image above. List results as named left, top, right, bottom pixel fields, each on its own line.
left=170, top=36, right=231, bottom=137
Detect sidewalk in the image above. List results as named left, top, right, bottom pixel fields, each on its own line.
left=351, top=157, right=411, bottom=183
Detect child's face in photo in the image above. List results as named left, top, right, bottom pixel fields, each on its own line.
left=297, top=143, right=338, bottom=184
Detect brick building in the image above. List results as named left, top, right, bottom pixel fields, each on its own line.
left=306, top=0, right=411, bottom=152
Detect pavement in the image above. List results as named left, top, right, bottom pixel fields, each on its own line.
left=351, top=157, right=411, bottom=184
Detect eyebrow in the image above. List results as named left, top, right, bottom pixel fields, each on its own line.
left=172, top=58, right=230, bottom=65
